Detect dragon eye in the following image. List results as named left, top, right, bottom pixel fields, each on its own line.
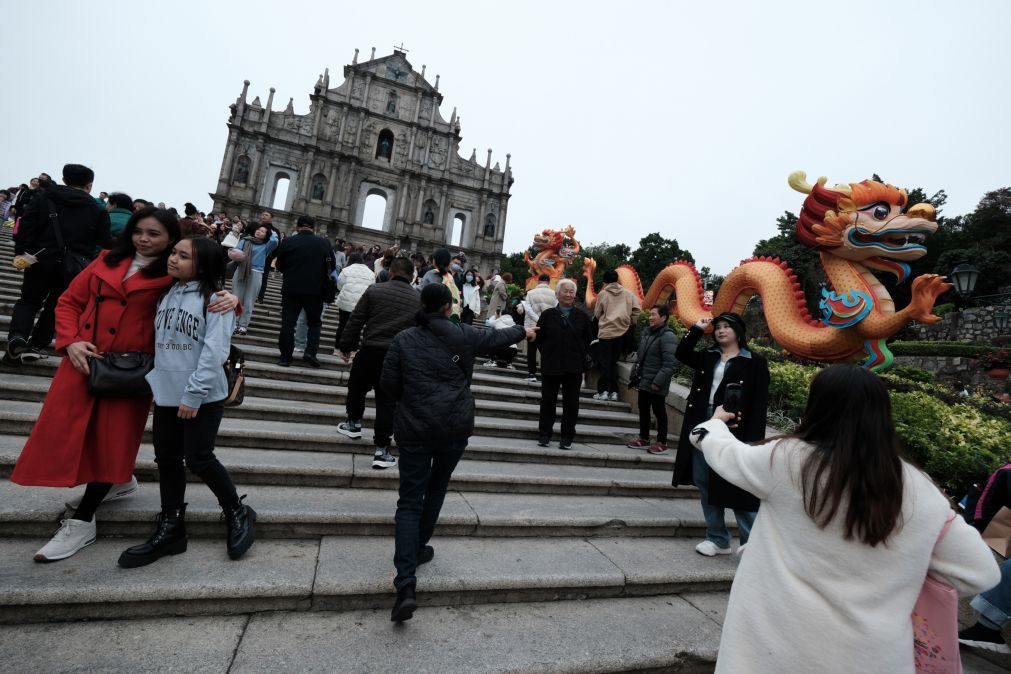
left=872, top=204, right=890, bottom=221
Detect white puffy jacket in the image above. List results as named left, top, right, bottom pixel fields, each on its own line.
left=336, top=263, right=376, bottom=312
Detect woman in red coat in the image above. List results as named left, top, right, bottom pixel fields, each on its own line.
left=13, top=208, right=236, bottom=562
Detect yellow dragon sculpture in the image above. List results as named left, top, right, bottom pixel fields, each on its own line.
left=523, top=225, right=581, bottom=290
left=582, top=172, right=951, bottom=370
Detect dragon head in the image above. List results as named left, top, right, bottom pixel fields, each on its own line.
left=789, top=171, right=937, bottom=278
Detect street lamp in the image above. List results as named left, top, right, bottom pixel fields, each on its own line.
left=995, top=309, right=1010, bottom=334
left=950, top=263, right=979, bottom=298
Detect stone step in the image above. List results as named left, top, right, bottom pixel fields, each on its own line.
left=0, top=533, right=737, bottom=624
left=0, top=479, right=708, bottom=539
left=0, top=437, right=690, bottom=498
left=0, top=593, right=726, bottom=672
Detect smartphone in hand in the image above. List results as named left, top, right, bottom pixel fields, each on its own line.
left=723, top=382, right=743, bottom=414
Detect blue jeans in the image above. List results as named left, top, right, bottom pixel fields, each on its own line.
left=692, top=447, right=756, bottom=549
left=972, top=557, right=1011, bottom=629
left=393, top=440, right=467, bottom=590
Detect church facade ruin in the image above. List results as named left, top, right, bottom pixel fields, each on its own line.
left=210, top=48, right=514, bottom=273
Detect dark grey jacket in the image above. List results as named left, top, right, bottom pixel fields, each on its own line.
left=634, top=325, right=679, bottom=393
left=381, top=314, right=525, bottom=445
left=338, top=277, right=420, bottom=351
left=274, top=230, right=335, bottom=297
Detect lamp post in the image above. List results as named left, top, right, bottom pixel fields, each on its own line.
left=995, top=309, right=1010, bottom=334
left=950, top=263, right=979, bottom=300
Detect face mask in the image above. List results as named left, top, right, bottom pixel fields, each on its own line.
left=451, top=263, right=463, bottom=272
left=465, top=275, right=474, bottom=282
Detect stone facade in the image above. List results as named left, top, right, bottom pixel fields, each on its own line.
left=906, top=304, right=1010, bottom=343
left=210, top=49, right=514, bottom=275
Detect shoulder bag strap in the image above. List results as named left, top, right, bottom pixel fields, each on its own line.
left=47, top=200, right=67, bottom=254
left=426, top=325, right=468, bottom=377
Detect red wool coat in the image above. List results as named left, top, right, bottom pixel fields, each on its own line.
left=11, top=252, right=173, bottom=487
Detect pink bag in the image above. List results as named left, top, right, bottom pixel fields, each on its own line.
left=912, top=513, right=962, bottom=674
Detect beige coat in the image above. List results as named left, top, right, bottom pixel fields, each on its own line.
left=593, top=283, right=641, bottom=339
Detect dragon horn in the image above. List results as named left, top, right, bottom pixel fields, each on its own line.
left=788, top=171, right=814, bottom=194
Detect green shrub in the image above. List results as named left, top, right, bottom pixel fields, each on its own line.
left=889, top=341, right=992, bottom=358
left=931, top=303, right=956, bottom=316
left=886, top=365, right=934, bottom=383
left=767, top=360, right=817, bottom=420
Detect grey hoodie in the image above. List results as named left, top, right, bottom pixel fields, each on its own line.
left=146, top=281, right=235, bottom=408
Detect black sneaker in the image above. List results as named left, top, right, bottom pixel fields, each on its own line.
left=372, top=448, right=397, bottom=469
left=559, top=440, right=573, bottom=450
left=337, top=421, right=363, bottom=439
left=959, top=622, right=1011, bottom=654
left=418, top=545, right=435, bottom=565
left=5, top=336, right=28, bottom=360
left=19, top=346, right=47, bottom=363
left=391, top=583, right=417, bottom=622
left=276, top=358, right=292, bottom=367
left=301, top=354, right=321, bottom=368
left=537, top=438, right=550, bottom=448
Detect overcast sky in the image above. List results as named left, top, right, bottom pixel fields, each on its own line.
left=6, top=0, right=1009, bottom=275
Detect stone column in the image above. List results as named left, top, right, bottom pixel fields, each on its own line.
left=362, top=74, right=373, bottom=109
left=218, top=129, right=238, bottom=184
left=415, top=180, right=427, bottom=223
left=249, top=141, right=266, bottom=202
left=325, top=161, right=339, bottom=203
left=437, top=188, right=448, bottom=241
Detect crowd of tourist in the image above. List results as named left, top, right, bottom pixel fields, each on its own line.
left=2, top=164, right=1008, bottom=663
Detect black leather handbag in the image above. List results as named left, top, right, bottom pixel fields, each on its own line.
left=86, top=281, right=154, bottom=397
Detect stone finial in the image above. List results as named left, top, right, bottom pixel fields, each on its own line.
left=494, top=162, right=501, bottom=171
left=323, top=67, right=330, bottom=88
left=469, top=148, right=477, bottom=162
left=353, top=48, right=359, bottom=65
left=370, top=47, right=376, bottom=60
left=241, top=80, right=250, bottom=101
left=315, top=74, right=323, bottom=90
left=485, top=149, right=493, bottom=168
left=450, top=107, right=457, bottom=124
left=421, top=65, right=426, bottom=78
left=285, top=97, right=294, bottom=113
left=251, top=96, right=262, bottom=107
left=505, top=153, right=512, bottom=171
left=435, top=74, right=440, bottom=90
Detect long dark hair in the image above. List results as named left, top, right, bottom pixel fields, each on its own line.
left=105, top=207, right=181, bottom=277
left=788, top=364, right=904, bottom=546
left=178, top=236, right=226, bottom=301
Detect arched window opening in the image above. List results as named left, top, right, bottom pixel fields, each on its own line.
left=310, top=173, right=327, bottom=201
left=362, top=192, right=387, bottom=231
left=422, top=199, right=438, bottom=224
left=450, top=214, right=465, bottom=247
left=386, top=91, right=398, bottom=114
left=234, top=155, right=251, bottom=184
left=375, top=129, right=394, bottom=160
left=271, top=174, right=290, bottom=210
left=484, top=213, right=497, bottom=238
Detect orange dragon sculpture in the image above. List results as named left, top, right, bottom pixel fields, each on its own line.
left=583, top=172, right=950, bottom=370
left=523, top=225, right=581, bottom=290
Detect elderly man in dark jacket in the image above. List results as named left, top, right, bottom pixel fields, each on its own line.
left=381, top=283, right=535, bottom=622
left=336, top=257, right=421, bottom=470
left=534, top=278, right=593, bottom=450
left=7, top=164, right=111, bottom=364
left=274, top=215, right=335, bottom=367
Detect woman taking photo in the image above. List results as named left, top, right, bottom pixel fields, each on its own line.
left=672, top=312, right=769, bottom=556
left=118, top=236, right=255, bottom=568
left=12, top=208, right=236, bottom=562
left=691, top=364, right=999, bottom=672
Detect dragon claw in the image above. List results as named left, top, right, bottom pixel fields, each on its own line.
left=907, top=274, right=951, bottom=324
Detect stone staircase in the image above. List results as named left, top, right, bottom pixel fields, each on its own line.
left=2, top=232, right=1010, bottom=673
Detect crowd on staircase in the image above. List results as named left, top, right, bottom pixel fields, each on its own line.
left=2, top=164, right=1008, bottom=667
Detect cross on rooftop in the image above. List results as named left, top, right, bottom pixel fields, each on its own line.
left=393, top=43, right=409, bottom=53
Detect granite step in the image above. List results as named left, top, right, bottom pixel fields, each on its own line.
left=0, top=437, right=691, bottom=498
left=0, top=533, right=738, bottom=624
left=0, top=594, right=727, bottom=673
left=0, top=479, right=708, bottom=539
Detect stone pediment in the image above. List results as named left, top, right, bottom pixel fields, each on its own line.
left=343, top=51, right=440, bottom=96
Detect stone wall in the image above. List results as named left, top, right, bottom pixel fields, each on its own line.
left=906, top=306, right=1008, bottom=343
left=894, top=355, right=1009, bottom=390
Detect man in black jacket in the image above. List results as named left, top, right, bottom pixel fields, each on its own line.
left=337, top=257, right=421, bottom=469
left=534, top=278, right=593, bottom=449
left=274, top=215, right=334, bottom=367
left=6, top=164, right=111, bottom=364
left=381, top=283, right=535, bottom=622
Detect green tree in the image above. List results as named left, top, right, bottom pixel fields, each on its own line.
left=498, top=251, right=530, bottom=287
left=752, top=211, right=825, bottom=310
left=572, top=241, right=631, bottom=297
left=628, top=233, right=694, bottom=290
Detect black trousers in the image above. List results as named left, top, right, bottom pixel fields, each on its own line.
left=8, top=258, right=66, bottom=347
left=526, top=342, right=538, bottom=376
left=333, top=309, right=352, bottom=350
left=279, top=293, right=323, bottom=359
left=152, top=401, right=238, bottom=511
left=538, top=372, right=582, bottom=443
left=345, top=345, right=395, bottom=448
left=393, top=439, right=466, bottom=590
left=637, top=390, right=668, bottom=444
left=596, top=337, right=623, bottom=394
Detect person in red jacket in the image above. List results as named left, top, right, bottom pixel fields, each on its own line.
left=12, top=208, right=237, bottom=563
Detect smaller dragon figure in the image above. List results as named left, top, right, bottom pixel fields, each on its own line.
left=523, top=225, right=581, bottom=289
left=583, top=172, right=951, bottom=370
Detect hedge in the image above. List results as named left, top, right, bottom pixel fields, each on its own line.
left=888, top=341, right=992, bottom=358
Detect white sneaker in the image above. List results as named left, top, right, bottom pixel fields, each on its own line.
left=34, top=518, right=97, bottom=562
left=609, top=392, right=618, bottom=401
left=592, top=392, right=606, bottom=400
left=695, top=540, right=732, bottom=557
left=66, top=476, right=139, bottom=509
left=737, top=543, right=747, bottom=555
left=483, top=361, right=500, bottom=368
left=526, top=376, right=539, bottom=382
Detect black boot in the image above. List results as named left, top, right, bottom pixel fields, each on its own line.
left=118, top=505, right=188, bottom=568
left=391, top=582, right=417, bottom=622
left=224, top=496, right=256, bottom=560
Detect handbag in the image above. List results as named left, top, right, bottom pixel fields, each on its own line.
left=911, top=513, right=962, bottom=674
left=221, top=231, right=241, bottom=248
left=48, top=200, right=94, bottom=282
left=222, top=344, right=245, bottom=407
left=87, top=281, right=154, bottom=397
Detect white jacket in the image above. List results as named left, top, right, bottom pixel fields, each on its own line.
left=522, top=283, right=557, bottom=328
left=336, top=263, right=376, bottom=312
left=690, top=419, right=1001, bottom=674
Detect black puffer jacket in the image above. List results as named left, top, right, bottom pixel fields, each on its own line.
left=13, top=185, right=111, bottom=260
left=381, top=314, right=525, bottom=445
left=274, top=230, right=335, bottom=296
left=338, top=276, right=421, bottom=351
